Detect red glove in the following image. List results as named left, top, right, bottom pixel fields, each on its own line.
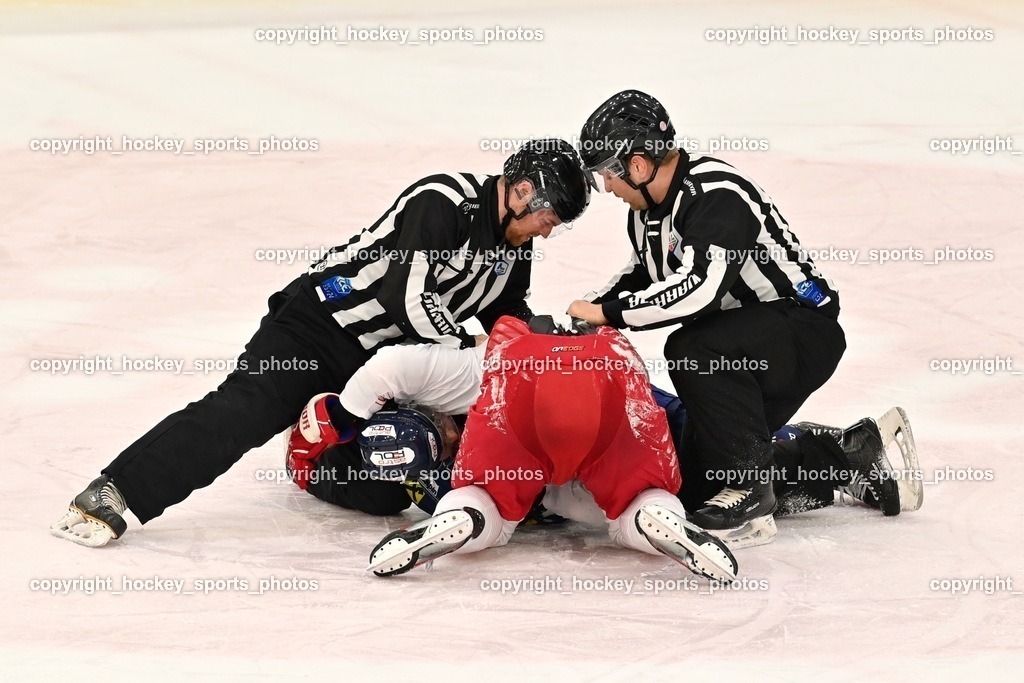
left=285, top=393, right=354, bottom=490
left=486, top=315, right=532, bottom=356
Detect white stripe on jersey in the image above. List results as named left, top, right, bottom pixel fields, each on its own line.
left=404, top=253, right=464, bottom=349
left=622, top=244, right=729, bottom=328
left=354, top=325, right=401, bottom=351
left=451, top=261, right=515, bottom=320
left=451, top=173, right=481, bottom=200
left=702, top=177, right=818, bottom=295
left=313, top=182, right=467, bottom=272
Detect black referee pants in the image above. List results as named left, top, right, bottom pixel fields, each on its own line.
left=666, top=300, right=846, bottom=512
left=103, top=276, right=372, bottom=523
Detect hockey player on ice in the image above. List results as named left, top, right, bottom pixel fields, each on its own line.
left=290, top=321, right=920, bottom=549
left=364, top=316, right=740, bottom=580
left=284, top=315, right=920, bottom=577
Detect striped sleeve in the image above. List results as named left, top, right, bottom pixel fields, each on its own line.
left=376, top=190, right=476, bottom=349
left=602, top=189, right=760, bottom=330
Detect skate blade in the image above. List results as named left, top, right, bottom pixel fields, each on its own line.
left=50, top=507, right=118, bottom=548
left=877, top=407, right=923, bottom=512
left=637, top=506, right=738, bottom=581
left=367, top=510, right=474, bottom=576
left=708, top=514, right=777, bottom=549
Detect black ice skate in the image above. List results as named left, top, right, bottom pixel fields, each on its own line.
left=51, top=475, right=128, bottom=548
left=835, top=418, right=900, bottom=516
left=691, top=481, right=778, bottom=549
left=788, top=420, right=843, bottom=442
left=795, top=406, right=922, bottom=515
left=636, top=504, right=738, bottom=582
left=876, top=407, right=923, bottom=511
left=367, top=507, right=485, bottom=577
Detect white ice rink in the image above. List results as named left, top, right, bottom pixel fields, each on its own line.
left=2, top=1, right=1023, bottom=680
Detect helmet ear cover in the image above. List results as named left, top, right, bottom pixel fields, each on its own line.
left=358, top=407, right=443, bottom=481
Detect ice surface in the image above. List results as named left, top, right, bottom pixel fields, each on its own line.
left=2, top=1, right=1023, bottom=681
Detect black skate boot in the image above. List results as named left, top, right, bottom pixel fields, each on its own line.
left=368, top=507, right=485, bottom=577
left=795, top=407, right=921, bottom=514
left=835, top=418, right=901, bottom=516
left=691, top=480, right=778, bottom=549
left=789, top=421, right=843, bottom=442
left=636, top=504, right=738, bottom=581
left=51, top=475, right=128, bottom=547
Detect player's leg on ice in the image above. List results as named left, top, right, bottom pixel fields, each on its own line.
left=567, top=330, right=734, bottom=580
left=789, top=406, right=921, bottom=515
left=368, top=485, right=516, bottom=577
left=655, top=383, right=921, bottom=518
left=668, top=303, right=845, bottom=548
left=368, top=354, right=550, bottom=575
left=52, top=280, right=370, bottom=547
left=770, top=425, right=849, bottom=516
left=610, top=489, right=737, bottom=582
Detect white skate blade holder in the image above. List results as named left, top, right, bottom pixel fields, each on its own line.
left=876, top=407, right=922, bottom=512
left=637, top=505, right=738, bottom=582
left=708, top=514, right=778, bottom=550
left=367, top=509, right=476, bottom=576
left=50, top=507, right=119, bottom=548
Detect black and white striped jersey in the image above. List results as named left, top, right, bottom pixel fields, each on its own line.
left=308, top=173, right=533, bottom=351
left=587, top=152, right=839, bottom=330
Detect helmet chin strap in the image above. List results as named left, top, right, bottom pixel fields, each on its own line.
left=623, top=157, right=663, bottom=209
left=638, top=184, right=658, bottom=210
left=501, top=180, right=530, bottom=231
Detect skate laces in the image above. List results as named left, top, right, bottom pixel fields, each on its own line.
left=99, top=482, right=127, bottom=514
left=705, top=488, right=749, bottom=509
left=838, top=477, right=862, bottom=505
left=838, top=473, right=874, bottom=506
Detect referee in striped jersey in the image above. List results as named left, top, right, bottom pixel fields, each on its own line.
left=53, top=140, right=590, bottom=547
left=568, top=91, right=846, bottom=548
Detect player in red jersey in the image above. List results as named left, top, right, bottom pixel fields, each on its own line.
left=366, top=317, right=738, bottom=581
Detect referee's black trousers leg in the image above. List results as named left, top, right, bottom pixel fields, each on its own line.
left=667, top=301, right=846, bottom=513
left=771, top=431, right=852, bottom=514
left=103, top=278, right=371, bottom=523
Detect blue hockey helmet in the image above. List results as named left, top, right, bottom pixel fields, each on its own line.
left=358, top=406, right=444, bottom=481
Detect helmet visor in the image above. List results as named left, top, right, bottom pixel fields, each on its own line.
left=586, top=155, right=628, bottom=193
left=516, top=182, right=576, bottom=234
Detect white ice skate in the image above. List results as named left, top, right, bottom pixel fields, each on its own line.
left=367, top=507, right=484, bottom=577
left=636, top=504, right=739, bottom=581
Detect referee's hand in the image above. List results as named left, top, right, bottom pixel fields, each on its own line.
left=567, top=300, right=608, bottom=326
